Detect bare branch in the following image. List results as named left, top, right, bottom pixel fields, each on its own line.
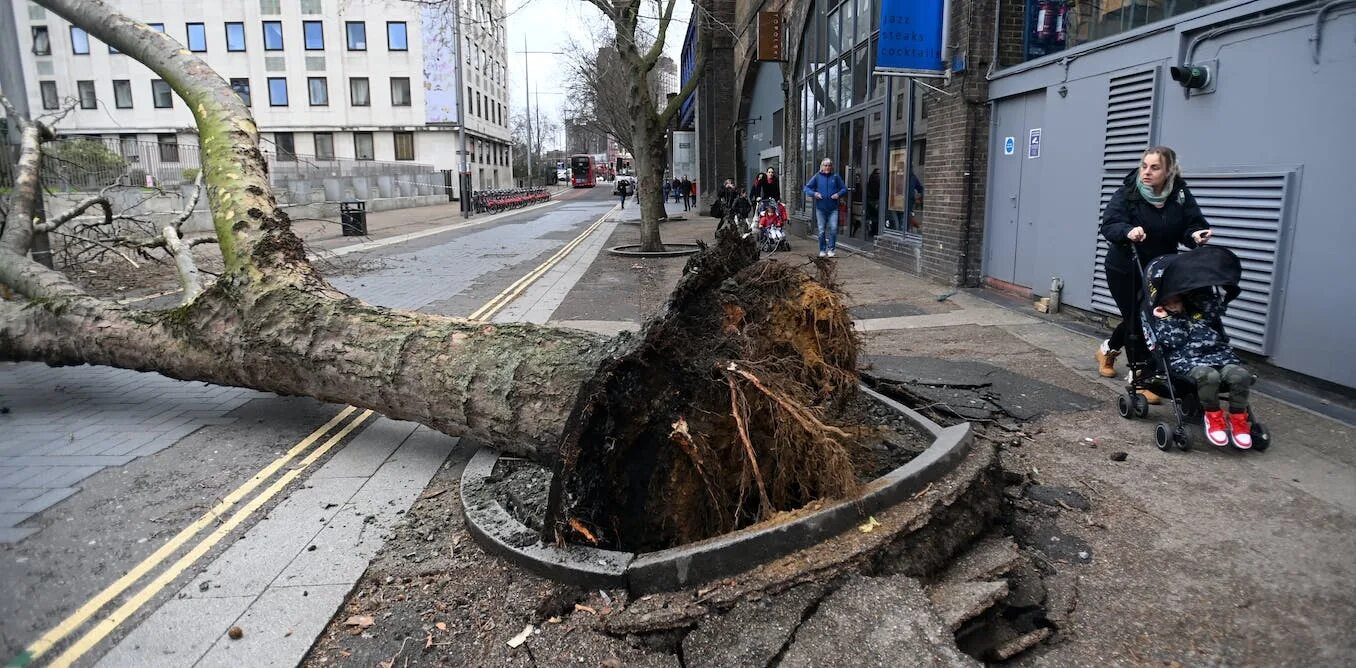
left=173, top=168, right=205, bottom=232
left=36, top=196, right=113, bottom=233
left=162, top=225, right=203, bottom=304
left=48, top=230, right=141, bottom=269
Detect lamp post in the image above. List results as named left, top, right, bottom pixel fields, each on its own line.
left=516, top=41, right=565, bottom=187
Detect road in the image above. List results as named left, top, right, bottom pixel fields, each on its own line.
left=0, top=186, right=621, bottom=667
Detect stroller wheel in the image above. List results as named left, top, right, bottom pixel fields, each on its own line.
left=1133, top=393, right=1150, bottom=418
left=1174, top=426, right=1191, bottom=451
left=1117, top=394, right=1134, bottom=419
left=1154, top=422, right=1171, bottom=451
left=1251, top=422, right=1271, bottom=452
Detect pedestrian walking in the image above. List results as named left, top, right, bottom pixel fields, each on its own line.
left=751, top=167, right=781, bottom=202
left=803, top=158, right=848, bottom=258
left=672, top=178, right=683, bottom=204
left=617, top=179, right=632, bottom=209
left=865, top=168, right=881, bottom=236
left=1096, top=145, right=1212, bottom=404
left=681, top=176, right=693, bottom=211
left=662, top=179, right=671, bottom=203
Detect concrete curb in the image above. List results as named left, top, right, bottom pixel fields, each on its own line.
left=459, top=385, right=972, bottom=593
left=606, top=244, right=703, bottom=258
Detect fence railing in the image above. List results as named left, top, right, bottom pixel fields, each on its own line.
left=1, top=136, right=437, bottom=193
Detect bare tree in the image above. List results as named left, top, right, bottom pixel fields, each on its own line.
left=2, top=0, right=862, bottom=551
left=577, top=0, right=705, bottom=252
left=563, top=38, right=637, bottom=156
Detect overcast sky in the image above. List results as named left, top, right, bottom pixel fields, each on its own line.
left=504, top=0, right=693, bottom=150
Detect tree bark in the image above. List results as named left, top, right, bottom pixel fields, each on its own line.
left=0, top=284, right=615, bottom=459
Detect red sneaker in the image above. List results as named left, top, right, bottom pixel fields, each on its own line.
left=1229, top=412, right=1253, bottom=449
left=1203, top=410, right=1229, bottom=447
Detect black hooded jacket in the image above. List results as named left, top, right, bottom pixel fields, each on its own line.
left=1099, top=169, right=1210, bottom=272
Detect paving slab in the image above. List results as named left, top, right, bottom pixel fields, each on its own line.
left=865, top=355, right=1101, bottom=421
left=94, top=419, right=458, bottom=667
left=777, top=574, right=977, bottom=667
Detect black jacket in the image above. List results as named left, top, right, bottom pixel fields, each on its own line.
left=751, top=178, right=781, bottom=201
left=1100, top=169, right=1210, bottom=271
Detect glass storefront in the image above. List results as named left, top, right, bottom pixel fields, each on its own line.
left=793, top=0, right=889, bottom=242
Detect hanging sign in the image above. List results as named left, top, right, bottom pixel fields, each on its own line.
left=757, top=11, right=784, bottom=61
left=874, top=0, right=946, bottom=77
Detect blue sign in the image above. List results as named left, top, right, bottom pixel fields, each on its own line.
left=875, top=0, right=946, bottom=76
left=1004, top=137, right=1016, bottom=155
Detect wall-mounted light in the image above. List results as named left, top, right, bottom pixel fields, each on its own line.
left=1169, top=60, right=1218, bottom=97
left=1057, top=85, right=1068, bottom=98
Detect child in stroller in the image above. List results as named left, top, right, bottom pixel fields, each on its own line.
left=1152, top=289, right=1254, bottom=448
left=1118, top=245, right=1271, bottom=452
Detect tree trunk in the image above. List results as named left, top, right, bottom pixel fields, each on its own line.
left=634, top=116, right=669, bottom=253
left=0, top=282, right=615, bottom=460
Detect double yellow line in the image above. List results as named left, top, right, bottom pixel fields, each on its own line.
left=10, top=408, right=374, bottom=668
left=468, top=205, right=617, bottom=322
left=10, top=202, right=615, bottom=668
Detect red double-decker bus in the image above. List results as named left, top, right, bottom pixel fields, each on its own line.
left=569, top=154, right=596, bottom=188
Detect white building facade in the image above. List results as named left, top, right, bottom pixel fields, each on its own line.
left=5, top=0, right=512, bottom=190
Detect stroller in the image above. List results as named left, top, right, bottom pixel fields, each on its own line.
left=755, top=197, right=790, bottom=254
left=1118, top=245, right=1272, bottom=452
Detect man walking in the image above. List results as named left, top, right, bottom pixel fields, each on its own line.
left=617, top=179, right=632, bottom=209
left=672, top=177, right=683, bottom=204
left=803, top=158, right=848, bottom=257
left=681, top=176, right=693, bottom=211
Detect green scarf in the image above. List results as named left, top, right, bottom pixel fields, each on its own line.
left=1136, top=176, right=1174, bottom=207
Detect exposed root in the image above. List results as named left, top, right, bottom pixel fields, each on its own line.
left=545, top=224, right=871, bottom=551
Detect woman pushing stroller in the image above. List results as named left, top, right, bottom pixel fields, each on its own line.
left=1096, top=146, right=1213, bottom=403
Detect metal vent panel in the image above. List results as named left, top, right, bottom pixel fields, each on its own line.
left=1092, top=68, right=1157, bottom=316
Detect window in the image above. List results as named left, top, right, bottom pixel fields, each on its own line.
left=387, top=22, right=407, bottom=51
left=354, top=132, right=374, bottom=160
left=345, top=21, right=366, bottom=50
left=1022, top=0, right=1225, bottom=62
left=259, top=0, right=281, bottom=13
left=70, top=26, right=90, bottom=54
left=157, top=134, right=179, bottom=162
left=393, top=131, right=415, bottom=161
left=314, top=132, right=335, bottom=160
left=152, top=79, right=173, bottom=108
left=475, top=92, right=481, bottom=118
left=349, top=77, right=370, bottom=106
left=230, top=78, right=251, bottom=106
left=32, top=26, right=51, bottom=55
left=186, top=23, right=206, bottom=52
left=39, top=81, right=58, bottom=110
left=149, top=23, right=165, bottom=33
left=268, top=77, right=288, bottom=106
left=263, top=21, right=283, bottom=50
left=113, top=80, right=133, bottom=108
left=390, top=77, right=411, bottom=106
left=226, top=22, right=246, bottom=51
left=77, top=80, right=96, bottom=109
left=307, top=77, right=328, bottom=106
left=119, top=134, right=139, bottom=161
left=303, top=21, right=324, bottom=50
left=275, top=132, right=296, bottom=161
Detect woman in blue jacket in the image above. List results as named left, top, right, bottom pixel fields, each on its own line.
left=803, top=158, right=848, bottom=257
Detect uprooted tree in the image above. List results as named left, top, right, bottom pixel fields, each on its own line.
left=1, top=0, right=868, bottom=552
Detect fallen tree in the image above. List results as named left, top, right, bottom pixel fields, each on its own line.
left=2, top=0, right=865, bottom=550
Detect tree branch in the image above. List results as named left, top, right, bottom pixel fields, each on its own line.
left=161, top=225, right=203, bottom=304
left=35, top=195, right=113, bottom=233
left=640, top=0, right=678, bottom=70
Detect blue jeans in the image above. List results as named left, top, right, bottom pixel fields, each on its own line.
left=815, top=207, right=839, bottom=252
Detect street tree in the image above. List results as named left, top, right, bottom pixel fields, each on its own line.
left=576, top=0, right=705, bottom=252
left=2, top=0, right=863, bottom=552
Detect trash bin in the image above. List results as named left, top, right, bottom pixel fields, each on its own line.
left=340, top=200, right=367, bottom=236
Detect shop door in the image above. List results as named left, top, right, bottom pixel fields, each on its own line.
left=984, top=91, right=1044, bottom=288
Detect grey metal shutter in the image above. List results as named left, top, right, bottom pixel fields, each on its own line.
left=1091, top=68, right=1158, bottom=315
left=1179, top=170, right=1293, bottom=355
